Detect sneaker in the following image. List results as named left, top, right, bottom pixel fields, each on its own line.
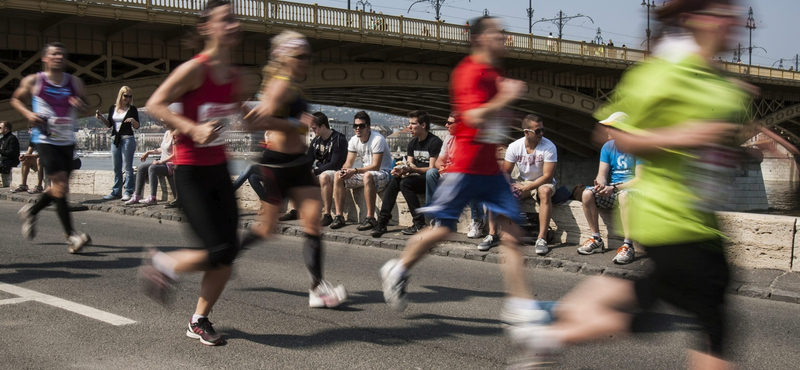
left=278, top=209, right=298, bottom=221
left=329, top=215, right=346, bottom=229
left=139, top=195, right=157, bottom=205
left=28, top=185, right=43, bottom=194
left=103, top=194, right=121, bottom=200
left=467, top=220, right=485, bottom=238
left=18, top=204, right=36, bottom=240
left=401, top=224, right=424, bottom=236
left=612, top=244, right=635, bottom=264
left=477, top=234, right=499, bottom=251
left=502, top=301, right=560, bottom=369
left=139, top=252, right=174, bottom=305
left=186, top=317, right=222, bottom=346
left=320, top=214, right=334, bottom=227
left=10, top=184, right=28, bottom=193
left=164, top=199, right=179, bottom=209
left=371, top=223, right=388, bottom=238
left=309, top=280, right=348, bottom=308
left=125, top=194, right=141, bottom=205
left=121, top=194, right=132, bottom=201
left=67, top=232, right=91, bottom=254
left=379, top=259, right=409, bottom=311
left=577, top=237, right=604, bottom=255
left=534, top=238, right=549, bottom=255
left=356, top=217, right=378, bottom=231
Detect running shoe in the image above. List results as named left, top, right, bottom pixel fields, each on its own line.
left=379, top=259, right=409, bottom=311
left=534, top=238, right=549, bottom=255
left=28, top=185, right=43, bottom=194
left=371, top=223, right=388, bottom=238
left=164, top=199, right=179, bottom=209
left=309, top=280, right=348, bottom=308
left=103, top=194, right=121, bottom=200
left=502, top=301, right=560, bottom=369
left=67, top=232, right=91, bottom=254
left=320, top=214, right=333, bottom=227
left=186, top=317, right=222, bottom=346
left=139, top=195, right=157, bottom=205
left=356, top=217, right=378, bottom=231
left=577, top=237, right=604, bottom=255
left=612, top=244, right=635, bottom=264
left=121, top=194, right=132, bottom=201
left=329, top=215, right=346, bottom=229
left=278, top=209, right=298, bottom=221
left=477, top=234, right=499, bottom=251
left=467, top=219, right=485, bottom=239
left=18, top=204, right=36, bottom=240
left=139, top=254, right=174, bottom=305
left=10, top=184, right=28, bottom=193
left=401, top=224, right=424, bottom=236
left=125, top=194, right=141, bottom=205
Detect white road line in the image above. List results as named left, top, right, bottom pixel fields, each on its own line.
left=0, top=282, right=137, bottom=326
left=0, top=297, right=32, bottom=305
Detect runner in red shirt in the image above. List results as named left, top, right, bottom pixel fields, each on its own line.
left=140, top=0, right=245, bottom=346
left=379, top=16, right=549, bottom=365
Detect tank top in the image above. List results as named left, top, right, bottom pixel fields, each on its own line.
left=32, top=72, right=78, bottom=146
left=271, top=75, right=308, bottom=119
left=174, top=54, right=239, bottom=166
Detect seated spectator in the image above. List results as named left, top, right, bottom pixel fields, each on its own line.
left=480, top=114, right=557, bottom=254
left=0, top=121, right=20, bottom=188
left=11, top=131, right=43, bottom=194
left=426, top=111, right=485, bottom=237
left=126, top=129, right=176, bottom=205
left=324, top=111, right=393, bottom=230
left=372, top=110, right=442, bottom=237
left=577, top=112, right=644, bottom=264
left=233, top=131, right=271, bottom=214
left=282, top=112, right=347, bottom=224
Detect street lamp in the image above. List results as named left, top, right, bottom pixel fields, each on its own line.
left=407, top=0, right=445, bottom=22
left=746, top=7, right=756, bottom=66
left=527, top=0, right=535, bottom=34
left=641, top=0, right=656, bottom=53
left=356, top=0, right=372, bottom=12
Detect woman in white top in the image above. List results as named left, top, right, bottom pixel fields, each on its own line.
left=126, top=129, right=176, bottom=205
left=96, top=86, right=139, bottom=200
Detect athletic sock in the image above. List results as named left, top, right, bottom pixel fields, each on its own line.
left=624, top=239, right=633, bottom=246
left=152, top=252, right=179, bottom=280
left=304, top=234, right=323, bottom=288
left=29, top=192, right=54, bottom=216
left=591, top=233, right=601, bottom=240
left=505, top=297, right=542, bottom=312
left=52, top=197, right=73, bottom=235
left=191, top=314, right=206, bottom=324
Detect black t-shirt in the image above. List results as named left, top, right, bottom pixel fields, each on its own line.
left=406, top=133, right=443, bottom=167
left=308, top=129, right=348, bottom=175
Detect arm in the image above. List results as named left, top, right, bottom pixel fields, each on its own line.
left=95, top=109, right=111, bottom=128
left=10, top=75, right=44, bottom=127
left=519, top=162, right=556, bottom=192
left=359, top=152, right=384, bottom=173
left=69, top=75, right=90, bottom=116
left=593, top=162, right=614, bottom=196
left=462, top=77, right=525, bottom=128
left=243, top=78, right=313, bottom=133
left=605, top=122, right=740, bottom=156
left=313, top=142, right=348, bottom=175
left=615, top=164, right=644, bottom=191
left=155, top=151, right=175, bottom=165
left=126, top=107, right=140, bottom=130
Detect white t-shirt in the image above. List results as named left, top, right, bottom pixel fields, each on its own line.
left=160, top=131, right=174, bottom=157
left=504, top=137, right=558, bottom=183
left=112, top=110, right=126, bottom=132
left=348, top=131, right=393, bottom=171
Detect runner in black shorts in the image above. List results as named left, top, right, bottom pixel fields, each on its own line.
left=241, top=30, right=347, bottom=308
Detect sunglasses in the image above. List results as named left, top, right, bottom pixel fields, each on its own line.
left=445, top=120, right=455, bottom=125
left=123, top=94, right=132, bottom=98
left=524, top=128, right=545, bottom=135
left=291, top=54, right=311, bottom=61
left=353, top=124, right=368, bottom=130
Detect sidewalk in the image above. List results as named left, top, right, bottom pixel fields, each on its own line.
left=2, top=190, right=799, bottom=305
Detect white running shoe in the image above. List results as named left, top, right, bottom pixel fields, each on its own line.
left=612, top=244, right=635, bottom=264
left=309, top=280, right=348, bottom=308
left=467, top=220, right=485, bottom=239
left=534, top=238, right=549, bottom=255
left=18, top=204, right=36, bottom=240
left=380, top=259, right=408, bottom=311
left=67, top=232, right=91, bottom=254
left=577, top=237, right=604, bottom=255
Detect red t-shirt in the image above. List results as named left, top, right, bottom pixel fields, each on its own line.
left=448, top=56, right=503, bottom=175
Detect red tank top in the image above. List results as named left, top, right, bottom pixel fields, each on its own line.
left=174, top=54, right=239, bottom=166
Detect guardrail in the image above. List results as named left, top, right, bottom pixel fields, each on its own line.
left=41, top=0, right=800, bottom=81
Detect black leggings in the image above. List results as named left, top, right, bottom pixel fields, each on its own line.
left=175, top=164, right=239, bottom=267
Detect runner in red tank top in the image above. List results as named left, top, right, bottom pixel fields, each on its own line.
left=141, top=0, right=244, bottom=346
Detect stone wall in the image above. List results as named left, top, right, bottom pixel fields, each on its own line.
left=762, top=157, right=799, bottom=182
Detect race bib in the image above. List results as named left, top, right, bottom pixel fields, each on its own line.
left=475, top=110, right=512, bottom=144
left=197, top=102, right=240, bottom=147
left=46, top=116, right=75, bottom=142
left=684, top=144, right=742, bottom=213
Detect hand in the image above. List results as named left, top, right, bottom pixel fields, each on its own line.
left=68, top=96, right=86, bottom=110
left=593, top=180, right=606, bottom=193
left=19, top=153, right=27, bottom=161
left=25, top=111, right=45, bottom=126
left=510, top=184, right=524, bottom=199
left=140, top=152, right=149, bottom=161
left=95, top=110, right=102, bottom=119
left=597, top=185, right=614, bottom=197
left=153, top=160, right=161, bottom=165
left=391, top=167, right=403, bottom=178
left=340, top=168, right=356, bottom=180
left=497, top=77, right=526, bottom=101
left=188, top=120, right=219, bottom=145
left=124, top=118, right=133, bottom=124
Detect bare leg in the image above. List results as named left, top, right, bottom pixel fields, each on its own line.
left=537, top=186, right=553, bottom=238
left=290, top=186, right=323, bottom=236
left=399, top=226, right=451, bottom=269
left=687, top=350, right=733, bottom=370
left=582, top=189, right=600, bottom=234
left=20, top=160, right=30, bottom=186
left=497, top=217, right=533, bottom=299
left=333, top=172, right=346, bottom=216
left=251, top=200, right=281, bottom=239
left=194, top=265, right=233, bottom=316
left=617, top=192, right=631, bottom=240
left=319, top=173, right=333, bottom=216
left=363, top=171, right=376, bottom=218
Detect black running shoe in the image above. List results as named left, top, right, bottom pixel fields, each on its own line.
left=278, top=209, right=298, bottom=221
left=186, top=317, right=222, bottom=346
left=371, top=223, right=388, bottom=238
left=401, top=224, right=425, bottom=236
left=320, top=214, right=333, bottom=227
left=356, top=217, right=378, bottom=231
left=329, top=215, right=346, bottom=229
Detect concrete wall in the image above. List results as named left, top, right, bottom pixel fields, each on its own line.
left=762, top=157, right=799, bottom=182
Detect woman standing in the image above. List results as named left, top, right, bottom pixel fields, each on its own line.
left=241, top=30, right=347, bottom=308
left=96, top=86, right=139, bottom=200
left=126, top=129, right=176, bottom=205
left=142, top=0, right=244, bottom=346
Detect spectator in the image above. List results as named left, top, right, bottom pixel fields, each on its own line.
left=325, top=111, right=393, bottom=230
left=11, top=135, right=44, bottom=194
left=126, top=129, right=176, bottom=205
left=577, top=112, right=644, bottom=264
left=427, top=111, right=486, bottom=238
left=96, top=86, right=140, bottom=201
left=0, top=121, right=21, bottom=187
left=233, top=131, right=270, bottom=215
left=302, top=112, right=348, bottom=225
left=372, top=110, right=442, bottom=237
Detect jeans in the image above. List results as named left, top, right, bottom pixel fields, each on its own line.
left=110, top=136, right=136, bottom=196
left=378, top=175, right=427, bottom=226
left=232, top=164, right=267, bottom=202
left=425, top=168, right=484, bottom=221
left=134, top=162, right=175, bottom=198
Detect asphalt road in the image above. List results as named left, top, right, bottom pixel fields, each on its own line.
left=1, top=199, right=799, bottom=370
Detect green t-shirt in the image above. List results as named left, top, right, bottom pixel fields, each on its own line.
left=595, top=54, right=747, bottom=247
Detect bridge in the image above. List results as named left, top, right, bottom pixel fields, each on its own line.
left=1, top=0, right=799, bottom=156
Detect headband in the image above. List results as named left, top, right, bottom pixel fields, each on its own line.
left=271, top=38, right=309, bottom=58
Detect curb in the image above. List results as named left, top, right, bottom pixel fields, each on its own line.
left=2, top=192, right=797, bottom=305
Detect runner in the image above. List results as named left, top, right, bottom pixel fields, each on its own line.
left=239, top=30, right=347, bottom=308
left=10, top=41, right=91, bottom=253
left=515, top=1, right=748, bottom=368
left=378, top=15, right=547, bottom=363
left=141, top=0, right=244, bottom=346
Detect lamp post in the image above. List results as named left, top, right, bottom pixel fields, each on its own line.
left=641, top=0, right=656, bottom=53
left=746, top=7, right=756, bottom=66
left=356, top=0, right=372, bottom=12
left=527, top=0, right=535, bottom=34
left=531, top=10, right=594, bottom=39
left=407, top=0, right=445, bottom=22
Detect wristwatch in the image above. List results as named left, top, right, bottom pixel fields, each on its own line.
left=612, top=184, right=618, bottom=193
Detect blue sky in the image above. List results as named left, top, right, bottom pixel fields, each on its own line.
left=292, top=0, right=799, bottom=68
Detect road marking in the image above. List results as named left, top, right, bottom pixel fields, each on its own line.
left=0, top=282, right=137, bottom=326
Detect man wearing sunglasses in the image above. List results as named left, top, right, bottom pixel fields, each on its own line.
left=326, top=111, right=393, bottom=230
